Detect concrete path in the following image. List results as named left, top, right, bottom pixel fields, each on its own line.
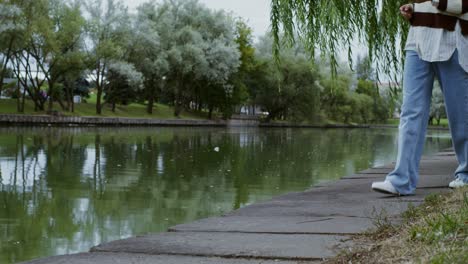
left=22, top=151, right=458, bottom=264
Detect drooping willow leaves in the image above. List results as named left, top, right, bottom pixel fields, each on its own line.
left=271, top=0, right=409, bottom=82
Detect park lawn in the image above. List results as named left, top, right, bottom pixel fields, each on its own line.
left=0, top=98, right=40, bottom=114
left=386, top=118, right=449, bottom=128
left=0, top=99, right=207, bottom=120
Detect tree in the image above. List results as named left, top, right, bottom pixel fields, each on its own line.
left=5, top=0, right=87, bottom=112
left=429, top=82, right=446, bottom=125
left=131, top=2, right=170, bottom=114
left=9, top=0, right=50, bottom=112
left=152, top=0, right=240, bottom=118
left=228, top=20, right=256, bottom=116
left=33, top=0, right=86, bottom=111
left=320, top=75, right=353, bottom=122
left=355, top=55, right=375, bottom=81
left=270, top=0, right=408, bottom=81
left=83, top=0, right=131, bottom=114
left=360, top=80, right=390, bottom=122
left=253, top=41, right=321, bottom=122
left=104, top=61, right=143, bottom=112
left=0, top=1, right=23, bottom=97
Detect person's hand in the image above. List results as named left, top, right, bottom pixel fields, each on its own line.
left=400, top=4, right=414, bottom=20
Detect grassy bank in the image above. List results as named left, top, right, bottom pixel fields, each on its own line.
left=328, top=188, right=467, bottom=263
left=386, top=118, right=450, bottom=128
left=0, top=99, right=207, bottom=120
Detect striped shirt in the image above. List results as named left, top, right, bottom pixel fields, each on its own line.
left=406, top=20, right=468, bottom=73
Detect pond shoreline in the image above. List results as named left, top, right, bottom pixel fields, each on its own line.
left=0, top=114, right=451, bottom=131
left=0, top=113, right=371, bottom=128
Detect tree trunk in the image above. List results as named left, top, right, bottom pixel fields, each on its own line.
left=174, top=86, right=182, bottom=117
left=20, top=86, right=26, bottom=113
left=96, top=85, right=103, bottom=115
left=208, top=105, right=213, bottom=119
left=64, top=83, right=71, bottom=112
left=16, top=82, right=21, bottom=113
left=48, top=82, right=54, bottom=111
left=57, top=97, right=66, bottom=110
left=147, top=96, right=154, bottom=114
left=174, top=101, right=182, bottom=117
left=0, top=37, right=15, bottom=97
left=112, top=102, right=116, bottom=112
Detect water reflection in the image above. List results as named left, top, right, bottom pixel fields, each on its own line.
left=0, top=127, right=452, bottom=263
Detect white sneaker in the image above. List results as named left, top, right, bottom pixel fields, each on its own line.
left=371, top=180, right=400, bottom=195
left=449, top=178, right=467, bottom=189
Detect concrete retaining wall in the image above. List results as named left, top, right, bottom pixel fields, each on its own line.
left=0, top=114, right=227, bottom=127
left=0, top=114, right=372, bottom=128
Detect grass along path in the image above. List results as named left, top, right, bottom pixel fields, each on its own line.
left=386, top=118, right=449, bottom=128
left=328, top=188, right=468, bottom=263
left=0, top=99, right=207, bottom=120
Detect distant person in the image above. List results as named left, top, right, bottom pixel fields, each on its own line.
left=372, top=0, right=468, bottom=195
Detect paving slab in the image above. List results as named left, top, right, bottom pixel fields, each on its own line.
left=276, top=176, right=450, bottom=202
left=276, top=184, right=451, bottom=203
left=20, top=252, right=299, bottom=264
left=375, top=157, right=458, bottom=166
left=434, top=151, right=456, bottom=156
left=225, top=181, right=451, bottom=219
left=169, top=215, right=376, bottom=235
left=341, top=173, right=387, bottom=180
left=91, top=232, right=350, bottom=260
left=337, top=174, right=452, bottom=188
left=224, top=197, right=421, bottom=218
left=417, top=174, right=453, bottom=188
left=358, top=167, right=455, bottom=175
left=358, top=168, right=392, bottom=174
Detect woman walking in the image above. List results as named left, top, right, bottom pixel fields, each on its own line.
left=372, top=0, right=468, bottom=195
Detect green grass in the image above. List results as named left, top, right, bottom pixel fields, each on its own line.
left=328, top=188, right=468, bottom=264
left=386, top=118, right=449, bottom=128
left=0, top=99, right=207, bottom=120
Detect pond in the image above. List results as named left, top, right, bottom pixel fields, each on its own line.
left=0, top=126, right=453, bottom=263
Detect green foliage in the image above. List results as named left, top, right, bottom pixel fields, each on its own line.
left=356, top=80, right=391, bottom=122
left=320, top=76, right=353, bottom=123
left=83, top=0, right=132, bottom=114
left=104, top=62, right=143, bottom=111
left=429, top=82, right=446, bottom=126
left=131, top=0, right=241, bottom=118
left=255, top=55, right=321, bottom=122
left=270, top=0, right=409, bottom=80
left=355, top=55, right=375, bottom=81
left=1, top=0, right=396, bottom=124
left=234, top=20, right=256, bottom=73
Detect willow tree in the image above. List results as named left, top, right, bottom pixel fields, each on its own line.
left=270, top=0, right=408, bottom=84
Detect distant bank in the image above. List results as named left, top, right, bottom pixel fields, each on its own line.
left=0, top=114, right=371, bottom=128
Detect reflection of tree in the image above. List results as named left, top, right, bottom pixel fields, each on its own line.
left=0, top=128, right=90, bottom=263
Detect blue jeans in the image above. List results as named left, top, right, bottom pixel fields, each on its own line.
left=386, top=50, right=468, bottom=195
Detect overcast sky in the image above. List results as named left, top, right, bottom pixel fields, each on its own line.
left=123, top=0, right=271, bottom=38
